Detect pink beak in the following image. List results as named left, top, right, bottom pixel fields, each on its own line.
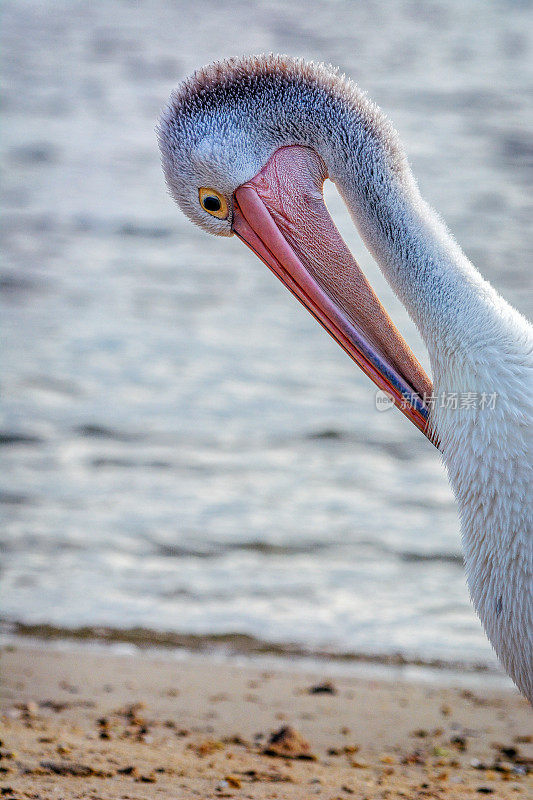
left=231, top=146, right=436, bottom=445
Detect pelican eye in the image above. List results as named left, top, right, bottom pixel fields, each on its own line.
left=199, top=187, right=228, bottom=219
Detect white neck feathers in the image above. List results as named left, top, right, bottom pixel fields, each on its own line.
left=336, top=147, right=533, bottom=700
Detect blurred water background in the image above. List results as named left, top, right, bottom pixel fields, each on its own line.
left=1, top=0, right=532, bottom=672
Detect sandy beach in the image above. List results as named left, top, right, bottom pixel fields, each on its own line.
left=1, top=644, right=531, bottom=799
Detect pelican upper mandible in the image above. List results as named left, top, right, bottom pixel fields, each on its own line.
left=157, top=55, right=533, bottom=701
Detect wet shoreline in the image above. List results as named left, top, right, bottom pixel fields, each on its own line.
left=1, top=620, right=502, bottom=676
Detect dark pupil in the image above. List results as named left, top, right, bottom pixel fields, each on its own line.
left=203, top=195, right=221, bottom=212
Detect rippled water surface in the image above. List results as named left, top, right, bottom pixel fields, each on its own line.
left=1, top=0, right=532, bottom=668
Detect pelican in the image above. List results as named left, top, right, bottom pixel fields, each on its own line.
left=157, top=55, right=532, bottom=701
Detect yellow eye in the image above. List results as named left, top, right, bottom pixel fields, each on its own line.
left=199, top=187, right=229, bottom=219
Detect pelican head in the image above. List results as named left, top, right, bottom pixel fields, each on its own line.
left=158, top=54, right=533, bottom=702
left=158, top=54, right=433, bottom=438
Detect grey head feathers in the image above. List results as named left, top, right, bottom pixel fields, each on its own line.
left=157, top=54, right=410, bottom=237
